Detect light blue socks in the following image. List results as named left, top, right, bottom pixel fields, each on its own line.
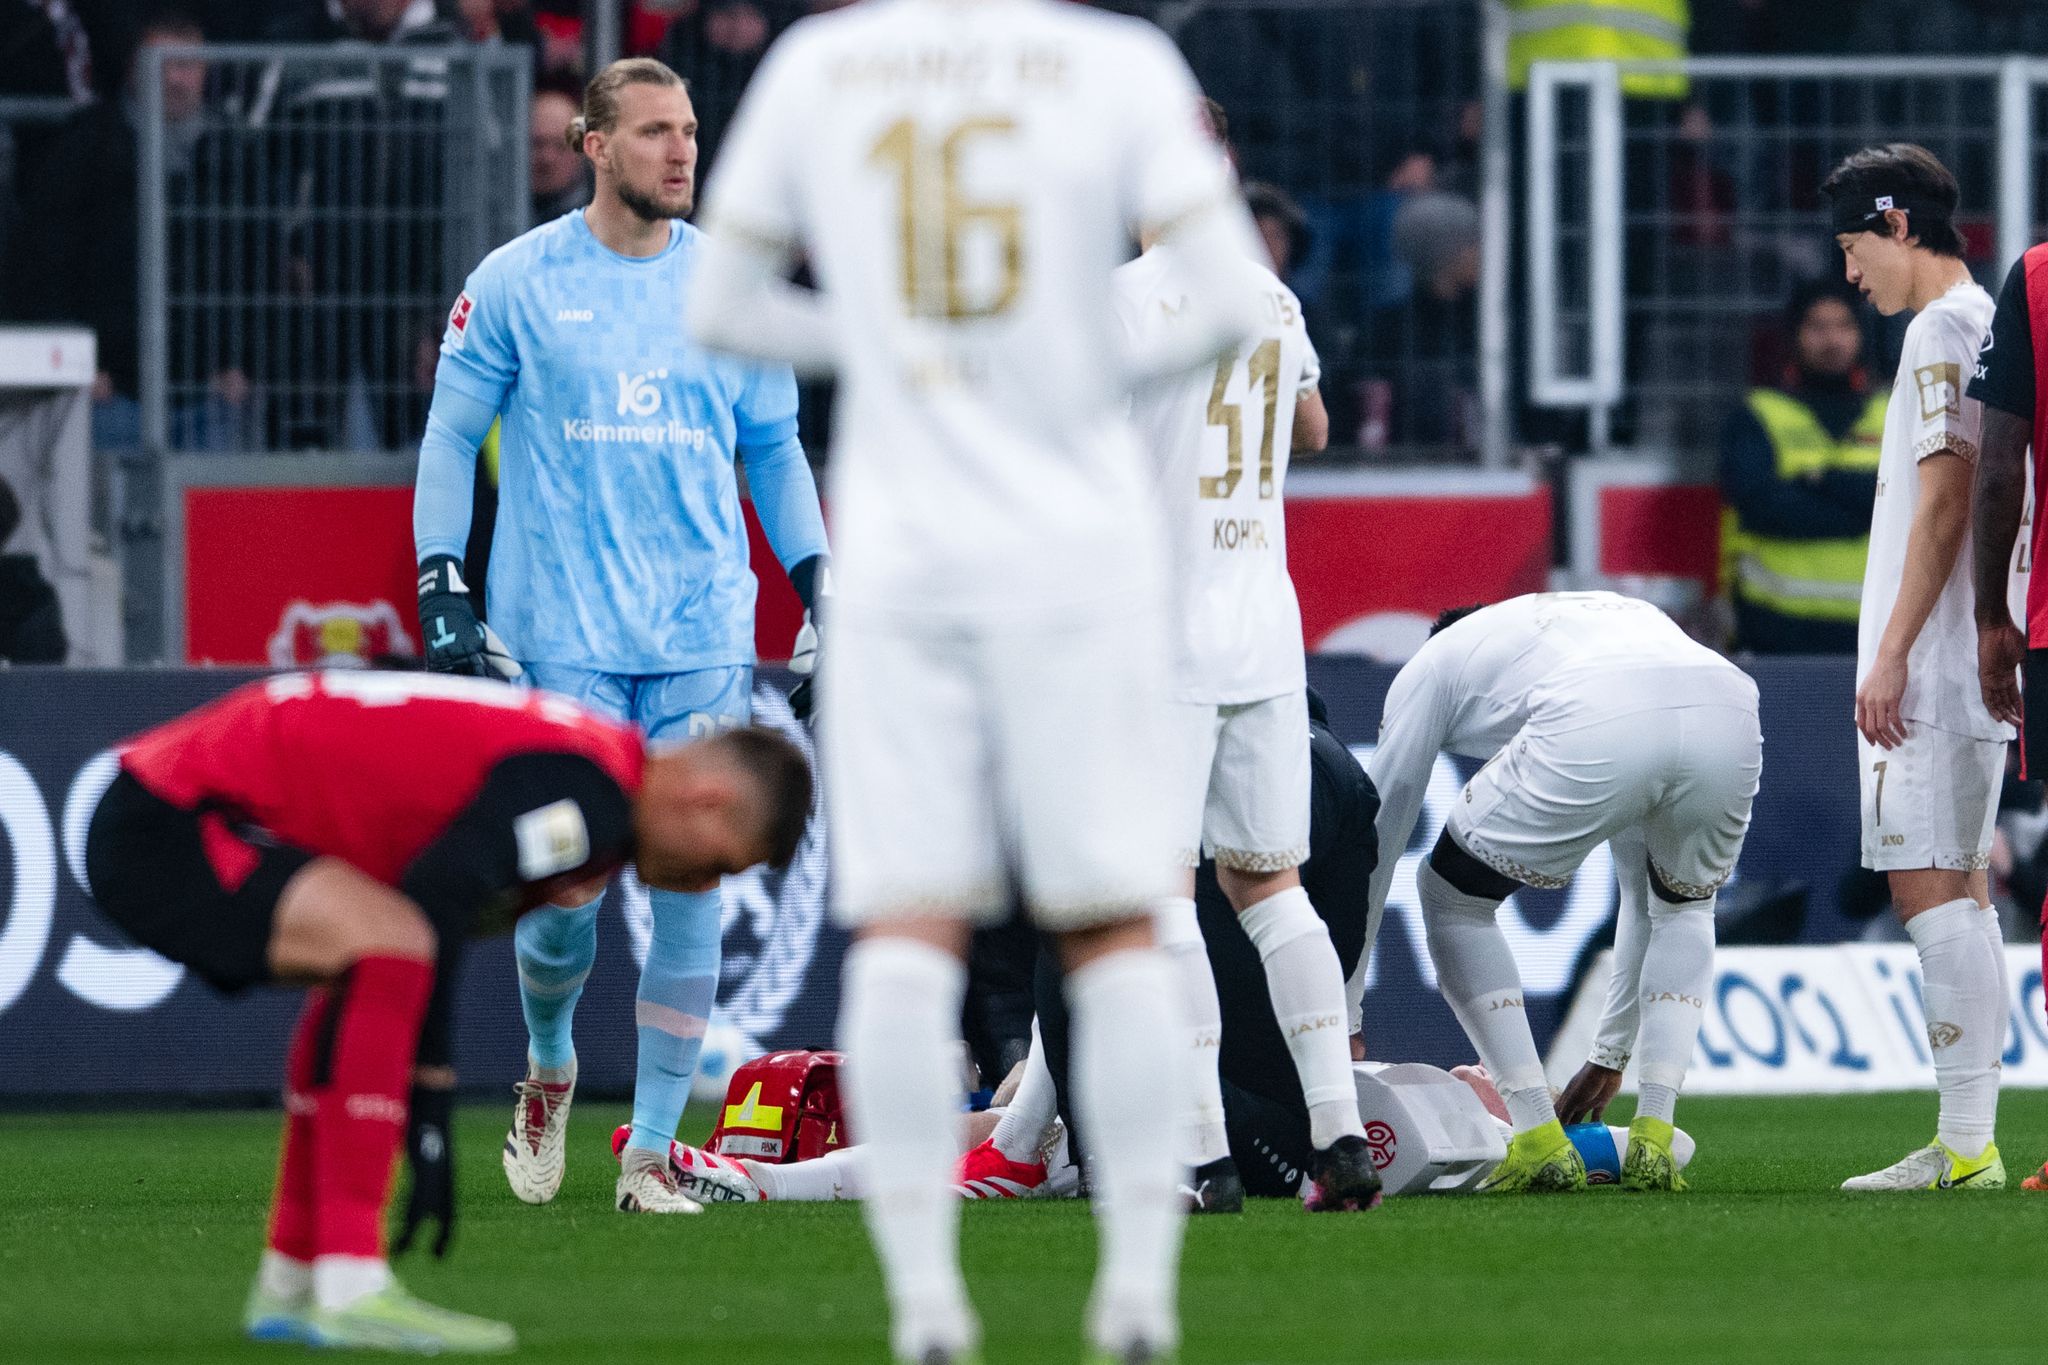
left=625, top=887, right=723, bottom=1154
left=513, top=900, right=601, bottom=1071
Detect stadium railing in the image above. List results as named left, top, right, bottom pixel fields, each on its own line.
left=1147, top=0, right=1509, bottom=467
left=1525, top=55, right=2048, bottom=469
left=128, top=43, right=530, bottom=661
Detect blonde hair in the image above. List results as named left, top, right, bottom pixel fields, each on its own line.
left=566, top=58, right=688, bottom=151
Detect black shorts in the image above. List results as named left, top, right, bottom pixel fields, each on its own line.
left=84, top=770, right=314, bottom=993
left=2025, top=650, right=2048, bottom=781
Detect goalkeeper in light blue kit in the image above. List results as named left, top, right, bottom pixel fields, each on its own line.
left=411, top=58, right=828, bottom=1215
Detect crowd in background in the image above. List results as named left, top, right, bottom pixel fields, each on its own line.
left=2, top=0, right=2048, bottom=465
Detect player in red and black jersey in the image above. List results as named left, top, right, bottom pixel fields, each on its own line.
left=82, top=670, right=811, bottom=1353
left=1968, top=241, right=2048, bottom=1190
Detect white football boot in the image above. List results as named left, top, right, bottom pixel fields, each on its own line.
left=667, top=1142, right=768, bottom=1204
left=501, top=1064, right=575, bottom=1205
left=1841, top=1139, right=2005, bottom=1191
left=616, top=1148, right=705, bottom=1214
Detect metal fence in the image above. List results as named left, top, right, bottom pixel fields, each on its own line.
left=1527, top=56, right=2048, bottom=467
left=1154, top=0, right=1498, bottom=462
left=136, top=44, right=530, bottom=460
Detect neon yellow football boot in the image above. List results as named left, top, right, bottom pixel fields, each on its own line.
left=305, top=1281, right=516, bottom=1354
left=1478, top=1119, right=1589, bottom=1193
left=1622, top=1116, right=1687, bottom=1192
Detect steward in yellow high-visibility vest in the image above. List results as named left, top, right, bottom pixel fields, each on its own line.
left=1721, top=279, right=1884, bottom=654
left=1508, top=0, right=1690, bottom=101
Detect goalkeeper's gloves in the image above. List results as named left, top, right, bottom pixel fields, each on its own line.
left=392, top=1082, right=455, bottom=1258
left=416, top=555, right=520, bottom=679
left=787, top=555, right=831, bottom=722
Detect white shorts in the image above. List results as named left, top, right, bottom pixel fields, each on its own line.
left=1162, top=692, right=1310, bottom=871
left=823, top=600, right=1177, bottom=931
left=1448, top=694, right=1762, bottom=898
left=1857, top=724, right=2005, bottom=872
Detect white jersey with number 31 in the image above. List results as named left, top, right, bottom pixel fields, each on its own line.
left=701, top=0, right=1235, bottom=618
left=1116, top=250, right=1318, bottom=702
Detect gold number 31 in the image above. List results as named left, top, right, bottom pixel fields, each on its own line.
left=1202, top=339, right=1282, bottom=500
left=869, top=116, right=1023, bottom=320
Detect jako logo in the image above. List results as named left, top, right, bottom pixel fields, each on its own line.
left=556, top=308, right=594, bottom=323
left=617, top=369, right=668, bottom=417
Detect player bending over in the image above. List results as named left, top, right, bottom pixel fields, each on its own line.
left=1113, top=159, right=1376, bottom=1214
left=1822, top=144, right=2024, bottom=1192
left=411, top=57, right=829, bottom=1215
left=686, top=0, right=1263, bottom=1355
left=82, top=671, right=809, bottom=1353
left=1364, top=593, right=1761, bottom=1193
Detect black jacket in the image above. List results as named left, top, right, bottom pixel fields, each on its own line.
left=0, top=553, right=66, bottom=663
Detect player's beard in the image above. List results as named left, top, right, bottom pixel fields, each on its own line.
left=614, top=164, right=693, bottom=222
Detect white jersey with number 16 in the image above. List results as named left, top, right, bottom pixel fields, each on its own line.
left=701, top=0, right=1236, bottom=618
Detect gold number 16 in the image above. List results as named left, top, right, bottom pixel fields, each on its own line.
left=869, top=116, right=1023, bottom=320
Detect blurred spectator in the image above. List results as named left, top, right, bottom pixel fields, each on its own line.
left=441, top=0, right=543, bottom=48
left=530, top=79, right=591, bottom=221
left=265, top=0, right=457, bottom=42
left=659, top=0, right=784, bottom=176
left=0, top=0, right=94, bottom=99
left=259, top=0, right=462, bottom=449
left=1719, top=279, right=1883, bottom=655
left=0, top=476, right=65, bottom=664
left=1244, top=181, right=1311, bottom=284
left=1359, top=192, right=1480, bottom=452
left=6, top=4, right=250, bottom=453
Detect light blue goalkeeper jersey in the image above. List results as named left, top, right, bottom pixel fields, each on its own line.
left=417, top=210, right=821, bottom=674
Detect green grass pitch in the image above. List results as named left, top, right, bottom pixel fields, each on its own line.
left=5, top=1092, right=2046, bottom=1363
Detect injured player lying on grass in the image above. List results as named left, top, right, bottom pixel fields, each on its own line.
left=621, top=1051, right=1696, bottom=1205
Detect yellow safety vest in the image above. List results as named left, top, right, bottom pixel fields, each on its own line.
left=1508, top=0, right=1690, bottom=100
left=1722, top=387, right=1887, bottom=624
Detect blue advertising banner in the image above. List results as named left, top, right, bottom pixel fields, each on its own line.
left=0, top=655, right=1866, bottom=1100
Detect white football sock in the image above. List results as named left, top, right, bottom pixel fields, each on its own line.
left=1633, top=893, right=1716, bottom=1126
left=838, top=937, right=977, bottom=1360
left=747, top=1147, right=865, bottom=1202
left=256, top=1249, right=312, bottom=1302
left=1237, top=886, right=1364, bottom=1148
left=1068, top=946, right=1186, bottom=1359
left=989, top=1024, right=1059, bottom=1164
left=1154, top=896, right=1232, bottom=1166
left=1982, top=904, right=2012, bottom=1061
left=1905, top=898, right=2003, bottom=1158
left=312, top=1255, right=389, bottom=1313
left=1419, top=862, right=1555, bottom=1133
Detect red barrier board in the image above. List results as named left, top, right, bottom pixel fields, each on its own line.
left=1286, top=489, right=1554, bottom=652
left=1596, top=483, right=1721, bottom=586
left=184, top=486, right=420, bottom=666
left=183, top=485, right=1558, bottom=665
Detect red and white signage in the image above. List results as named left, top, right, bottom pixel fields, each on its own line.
left=184, top=486, right=419, bottom=666
left=183, top=472, right=1565, bottom=667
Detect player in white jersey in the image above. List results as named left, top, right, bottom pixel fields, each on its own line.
left=684, top=2, right=1265, bottom=1360
left=1112, top=225, right=1382, bottom=1215
left=1362, top=593, right=1761, bottom=1193
left=1822, top=145, right=2023, bottom=1192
